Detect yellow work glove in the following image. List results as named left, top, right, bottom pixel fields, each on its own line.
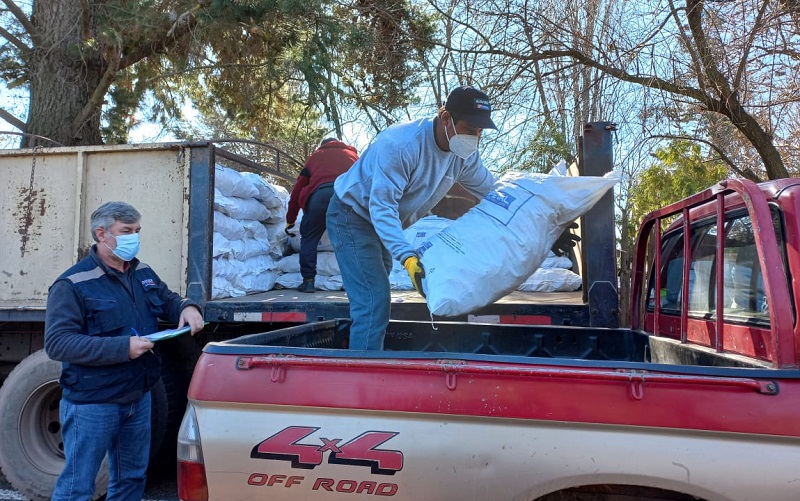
left=285, top=223, right=296, bottom=237
left=403, top=255, right=426, bottom=298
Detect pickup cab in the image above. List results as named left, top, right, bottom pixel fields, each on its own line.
left=177, top=175, right=800, bottom=500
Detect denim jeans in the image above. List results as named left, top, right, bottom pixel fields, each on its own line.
left=327, top=194, right=393, bottom=349
left=52, top=392, right=151, bottom=501
left=300, top=184, right=335, bottom=280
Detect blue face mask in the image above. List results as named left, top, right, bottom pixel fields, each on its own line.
left=106, top=232, right=140, bottom=261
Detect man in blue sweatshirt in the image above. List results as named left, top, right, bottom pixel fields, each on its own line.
left=327, top=86, right=497, bottom=350
left=45, top=201, right=204, bottom=501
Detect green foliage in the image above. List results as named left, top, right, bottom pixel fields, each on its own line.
left=143, top=0, right=435, bottom=143
left=1, top=0, right=436, bottom=146
left=628, top=140, right=729, bottom=236
left=494, top=120, right=574, bottom=175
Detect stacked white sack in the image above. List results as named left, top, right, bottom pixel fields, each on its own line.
left=212, top=165, right=288, bottom=299
left=276, top=217, right=343, bottom=291
left=419, top=170, right=619, bottom=316
left=389, top=216, right=580, bottom=292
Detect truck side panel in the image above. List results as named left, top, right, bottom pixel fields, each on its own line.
left=189, top=350, right=800, bottom=438
left=0, top=144, right=190, bottom=319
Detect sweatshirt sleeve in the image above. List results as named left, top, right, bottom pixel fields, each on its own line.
left=44, top=280, right=130, bottom=366
left=458, top=157, right=495, bottom=200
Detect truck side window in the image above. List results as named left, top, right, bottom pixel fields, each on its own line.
left=654, top=234, right=687, bottom=313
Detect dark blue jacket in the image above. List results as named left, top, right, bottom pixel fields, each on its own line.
left=44, top=246, right=199, bottom=404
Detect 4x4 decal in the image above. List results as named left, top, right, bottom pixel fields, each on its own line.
left=251, top=426, right=404, bottom=474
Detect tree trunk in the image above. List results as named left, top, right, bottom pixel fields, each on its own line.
left=24, top=0, right=103, bottom=147
left=617, top=209, right=633, bottom=329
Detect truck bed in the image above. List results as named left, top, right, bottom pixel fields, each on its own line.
left=188, top=320, right=800, bottom=501
left=203, top=289, right=589, bottom=324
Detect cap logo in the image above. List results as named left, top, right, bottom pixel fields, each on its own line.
left=474, top=98, right=491, bottom=112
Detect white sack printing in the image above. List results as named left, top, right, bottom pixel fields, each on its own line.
left=419, top=170, right=619, bottom=316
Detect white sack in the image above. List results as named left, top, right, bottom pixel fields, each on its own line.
left=287, top=211, right=334, bottom=253
left=389, top=217, right=574, bottom=291
left=213, top=232, right=271, bottom=260
left=288, top=231, right=334, bottom=253
left=241, top=172, right=285, bottom=209
left=241, top=219, right=269, bottom=240
left=213, top=255, right=276, bottom=282
left=517, top=268, right=582, bottom=292
left=228, top=238, right=271, bottom=260
left=276, top=252, right=340, bottom=276
left=213, top=211, right=247, bottom=241
left=421, top=170, right=619, bottom=317
left=215, top=165, right=259, bottom=199
left=214, top=189, right=271, bottom=222
left=276, top=254, right=300, bottom=273
left=540, top=253, right=574, bottom=269
left=211, top=276, right=246, bottom=299
left=212, top=232, right=232, bottom=258
left=232, top=271, right=279, bottom=293
left=405, top=216, right=452, bottom=247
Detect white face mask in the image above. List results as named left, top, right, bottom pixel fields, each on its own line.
left=446, top=117, right=479, bottom=160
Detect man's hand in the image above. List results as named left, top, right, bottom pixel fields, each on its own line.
left=403, top=255, right=426, bottom=297
left=178, top=306, right=205, bottom=335
left=285, top=223, right=296, bottom=237
left=551, top=222, right=581, bottom=257
left=129, top=336, right=155, bottom=359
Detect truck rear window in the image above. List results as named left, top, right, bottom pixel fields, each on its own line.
left=647, top=207, right=788, bottom=326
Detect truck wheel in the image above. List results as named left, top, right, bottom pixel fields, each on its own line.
left=0, top=349, right=168, bottom=500
left=0, top=350, right=106, bottom=500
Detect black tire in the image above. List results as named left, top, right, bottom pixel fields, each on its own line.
left=0, top=350, right=169, bottom=500
left=0, top=350, right=108, bottom=501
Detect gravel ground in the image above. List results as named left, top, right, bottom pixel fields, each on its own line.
left=0, top=469, right=179, bottom=501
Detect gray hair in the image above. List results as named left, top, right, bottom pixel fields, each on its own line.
left=90, top=201, right=141, bottom=242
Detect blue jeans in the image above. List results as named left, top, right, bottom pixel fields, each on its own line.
left=300, top=184, right=335, bottom=279
left=52, top=392, right=151, bottom=501
left=327, top=194, right=393, bottom=349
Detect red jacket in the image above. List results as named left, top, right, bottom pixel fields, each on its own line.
left=286, top=140, right=358, bottom=224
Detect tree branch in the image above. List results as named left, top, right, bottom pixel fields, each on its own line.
left=0, top=24, right=31, bottom=55
left=0, top=107, right=26, bottom=130
left=0, top=0, right=35, bottom=35
left=71, top=47, right=121, bottom=137
left=119, top=3, right=205, bottom=69
left=733, top=0, right=769, bottom=93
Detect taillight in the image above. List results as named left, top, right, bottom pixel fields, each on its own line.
left=177, top=404, right=208, bottom=501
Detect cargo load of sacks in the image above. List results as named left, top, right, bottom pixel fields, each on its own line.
left=211, top=165, right=289, bottom=299
left=409, top=169, right=619, bottom=317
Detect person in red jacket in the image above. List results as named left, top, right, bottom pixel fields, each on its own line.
left=286, top=138, right=359, bottom=292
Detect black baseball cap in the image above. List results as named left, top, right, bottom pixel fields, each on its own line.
left=444, top=86, right=497, bottom=130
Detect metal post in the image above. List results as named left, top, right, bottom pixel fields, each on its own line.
left=186, top=143, right=215, bottom=308
left=581, top=122, right=619, bottom=328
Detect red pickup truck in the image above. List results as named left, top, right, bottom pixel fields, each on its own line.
left=177, top=169, right=800, bottom=499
